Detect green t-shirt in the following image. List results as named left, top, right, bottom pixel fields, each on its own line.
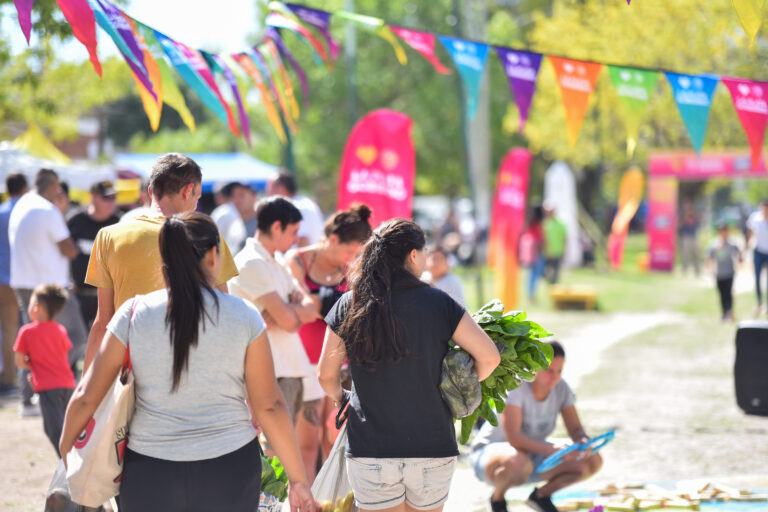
left=543, top=218, right=567, bottom=258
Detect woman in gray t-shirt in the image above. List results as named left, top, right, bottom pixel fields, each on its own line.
left=60, top=212, right=317, bottom=512
left=469, top=341, right=602, bottom=512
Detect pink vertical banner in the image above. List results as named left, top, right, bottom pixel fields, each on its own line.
left=337, top=109, right=415, bottom=228
left=14, top=0, right=34, bottom=44
left=647, top=177, right=678, bottom=271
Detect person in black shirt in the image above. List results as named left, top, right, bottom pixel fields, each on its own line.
left=66, top=181, right=121, bottom=329
left=320, top=218, right=500, bottom=512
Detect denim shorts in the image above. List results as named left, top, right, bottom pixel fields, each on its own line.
left=346, top=456, right=457, bottom=510
left=468, top=443, right=548, bottom=484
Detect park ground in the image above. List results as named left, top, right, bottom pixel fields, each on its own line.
left=1, top=236, right=767, bottom=512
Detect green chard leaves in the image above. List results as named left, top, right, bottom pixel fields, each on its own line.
left=456, top=299, right=553, bottom=444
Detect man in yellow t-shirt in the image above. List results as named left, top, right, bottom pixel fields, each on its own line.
left=83, top=153, right=238, bottom=369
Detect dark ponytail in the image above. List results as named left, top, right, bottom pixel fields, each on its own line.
left=338, top=218, right=426, bottom=365
left=158, top=212, right=220, bottom=392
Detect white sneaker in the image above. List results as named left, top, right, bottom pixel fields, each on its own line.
left=19, top=402, right=41, bottom=418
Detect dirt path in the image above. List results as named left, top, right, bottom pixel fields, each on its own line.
left=445, top=311, right=688, bottom=512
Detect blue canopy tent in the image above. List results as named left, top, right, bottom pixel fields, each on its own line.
left=114, top=153, right=278, bottom=193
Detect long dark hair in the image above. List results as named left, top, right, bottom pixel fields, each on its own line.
left=338, top=218, right=427, bottom=365
left=158, top=212, right=220, bottom=392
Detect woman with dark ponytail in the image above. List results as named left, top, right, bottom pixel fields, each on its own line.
left=319, top=218, right=500, bottom=512
left=285, top=204, right=373, bottom=483
left=61, top=212, right=318, bottom=512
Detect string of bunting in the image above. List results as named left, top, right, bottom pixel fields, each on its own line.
left=11, top=1, right=768, bottom=167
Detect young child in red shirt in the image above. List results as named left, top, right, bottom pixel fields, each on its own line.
left=14, top=284, right=75, bottom=457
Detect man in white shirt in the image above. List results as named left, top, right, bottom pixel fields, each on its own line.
left=267, top=172, right=324, bottom=247
left=9, top=169, right=87, bottom=415
left=746, top=198, right=768, bottom=316
left=211, top=182, right=248, bottom=251
left=228, top=197, right=320, bottom=422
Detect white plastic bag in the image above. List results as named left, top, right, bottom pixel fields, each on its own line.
left=311, top=424, right=356, bottom=512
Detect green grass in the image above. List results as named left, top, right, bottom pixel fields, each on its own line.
left=457, top=234, right=754, bottom=317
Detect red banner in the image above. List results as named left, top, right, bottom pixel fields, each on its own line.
left=722, top=77, right=768, bottom=170
left=488, top=148, right=531, bottom=309
left=649, top=150, right=767, bottom=179
left=337, top=110, right=415, bottom=228
left=647, top=177, right=678, bottom=272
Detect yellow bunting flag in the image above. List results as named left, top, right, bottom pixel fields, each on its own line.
left=732, top=0, right=766, bottom=47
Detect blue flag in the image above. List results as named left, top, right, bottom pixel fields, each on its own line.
left=665, top=72, right=719, bottom=154
left=438, top=36, right=489, bottom=119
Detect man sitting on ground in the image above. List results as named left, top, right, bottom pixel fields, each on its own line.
left=469, top=341, right=602, bottom=512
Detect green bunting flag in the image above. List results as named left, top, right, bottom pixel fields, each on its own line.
left=607, top=66, right=659, bottom=156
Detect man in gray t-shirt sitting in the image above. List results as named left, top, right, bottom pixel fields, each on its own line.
left=468, top=341, right=602, bottom=512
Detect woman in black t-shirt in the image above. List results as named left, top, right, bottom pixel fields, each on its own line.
left=320, top=218, right=500, bottom=512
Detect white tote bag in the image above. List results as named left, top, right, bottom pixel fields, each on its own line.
left=311, top=395, right=356, bottom=512
left=66, top=301, right=137, bottom=507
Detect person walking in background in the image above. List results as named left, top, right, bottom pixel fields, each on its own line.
left=542, top=202, right=567, bottom=285
left=423, top=245, right=467, bottom=307
left=469, top=342, right=602, bottom=512
left=520, top=205, right=546, bottom=303
left=707, top=222, right=742, bottom=321
left=228, top=197, right=320, bottom=424
left=9, top=169, right=87, bottom=416
left=679, top=202, right=701, bottom=277
left=746, top=198, right=768, bottom=317
left=13, top=284, right=74, bottom=456
left=66, top=181, right=121, bottom=329
left=211, top=182, right=248, bottom=251
left=0, top=173, right=28, bottom=394
left=319, top=218, right=500, bottom=512
left=268, top=171, right=324, bottom=247
left=83, top=153, right=239, bottom=371
left=285, top=204, right=373, bottom=483
left=60, top=213, right=318, bottom=512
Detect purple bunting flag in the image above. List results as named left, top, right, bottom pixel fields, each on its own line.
left=286, top=3, right=339, bottom=59
left=494, top=47, right=542, bottom=132
left=14, top=0, right=34, bottom=44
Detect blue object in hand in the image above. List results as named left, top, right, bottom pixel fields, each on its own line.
left=535, top=430, right=615, bottom=473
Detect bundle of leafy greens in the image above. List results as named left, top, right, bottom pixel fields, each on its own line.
left=261, top=455, right=289, bottom=501
left=441, top=299, right=554, bottom=444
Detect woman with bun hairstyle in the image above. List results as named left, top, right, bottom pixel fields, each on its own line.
left=60, top=212, right=317, bottom=512
left=318, top=218, right=500, bottom=512
left=285, top=204, right=373, bottom=483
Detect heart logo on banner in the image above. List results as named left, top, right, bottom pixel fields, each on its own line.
left=739, top=83, right=752, bottom=96
left=620, top=70, right=632, bottom=82
left=356, top=146, right=378, bottom=165
left=564, top=62, right=575, bottom=73
left=382, top=150, right=399, bottom=170
left=507, top=53, right=519, bottom=64
left=678, top=77, right=691, bottom=89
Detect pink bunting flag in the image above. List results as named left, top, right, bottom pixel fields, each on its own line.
left=14, top=0, right=34, bottom=44
left=56, top=0, right=101, bottom=76
left=390, top=26, right=451, bottom=75
left=722, top=77, right=768, bottom=169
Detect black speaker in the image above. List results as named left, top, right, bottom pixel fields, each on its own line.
left=734, top=320, right=768, bottom=416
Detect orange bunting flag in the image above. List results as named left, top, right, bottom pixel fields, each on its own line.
left=548, top=56, right=603, bottom=146
left=233, top=53, right=287, bottom=143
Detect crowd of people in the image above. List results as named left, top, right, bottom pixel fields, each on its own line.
left=1, top=154, right=585, bottom=512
